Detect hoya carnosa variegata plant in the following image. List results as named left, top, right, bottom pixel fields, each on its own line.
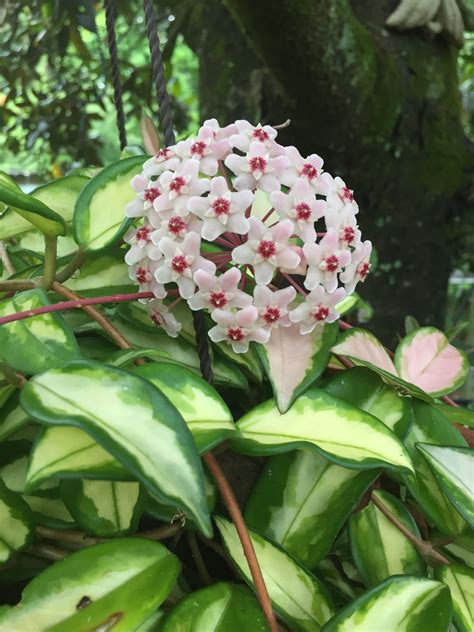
left=124, top=119, right=371, bottom=352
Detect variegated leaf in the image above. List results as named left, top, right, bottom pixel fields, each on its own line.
left=435, top=563, right=474, bottom=632
left=216, top=516, right=335, bottom=631
left=0, top=392, right=31, bottom=442
left=444, top=531, right=474, bottom=568
left=0, top=479, right=34, bottom=564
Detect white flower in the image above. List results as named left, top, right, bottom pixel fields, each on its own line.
left=202, top=118, right=237, bottom=140
left=129, top=260, right=166, bottom=298
left=270, top=178, right=326, bottom=242
left=175, top=125, right=231, bottom=176
left=280, top=146, right=330, bottom=194
left=290, top=285, right=346, bottom=334
left=326, top=176, right=359, bottom=214
left=208, top=306, right=270, bottom=353
left=145, top=299, right=182, bottom=338
left=232, top=217, right=300, bottom=285
left=225, top=141, right=290, bottom=193
left=124, top=222, right=162, bottom=265
left=303, top=228, right=351, bottom=293
left=142, top=147, right=181, bottom=179
left=187, top=177, right=253, bottom=241
left=188, top=268, right=252, bottom=311
left=325, top=205, right=361, bottom=249
left=154, top=159, right=210, bottom=215
left=340, top=240, right=372, bottom=294
left=229, top=120, right=282, bottom=154
left=124, top=175, right=163, bottom=218
left=150, top=212, right=202, bottom=242
left=155, top=232, right=216, bottom=299
left=253, top=285, right=296, bottom=329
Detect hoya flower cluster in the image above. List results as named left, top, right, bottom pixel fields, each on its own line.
left=124, top=119, right=371, bottom=353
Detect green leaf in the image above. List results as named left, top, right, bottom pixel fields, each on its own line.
left=134, top=362, right=236, bottom=453
left=26, top=426, right=131, bottom=490
left=316, top=558, right=360, bottom=602
left=257, top=322, right=338, bottom=413
left=0, top=288, right=81, bottom=375
left=0, top=479, right=34, bottom=564
left=23, top=492, right=75, bottom=529
left=444, top=531, right=474, bottom=568
left=62, top=252, right=135, bottom=296
left=0, top=538, right=179, bottom=631
left=245, top=449, right=378, bottom=568
left=416, top=443, right=474, bottom=528
left=348, top=490, right=425, bottom=586
left=322, top=366, right=410, bottom=437
left=432, top=402, right=474, bottom=429
left=0, top=392, right=31, bottom=442
left=215, top=516, right=335, bottom=631
left=321, top=576, right=452, bottom=632
left=403, top=400, right=468, bottom=536
left=0, top=171, right=66, bottom=237
left=60, top=479, right=145, bottom=537
left=20, top=360, right=212, bottom=536
left=160, top=582, right=269, bottom=631
left=73, top=155, right=146, bottom=252
left=232, top=388, right=414, bottom=474
left=435, top=563, right=473, bottom=632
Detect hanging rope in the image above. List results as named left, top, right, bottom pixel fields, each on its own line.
left=107, top=3, right=278, bottom=629
left=104, top=0, right=128, bottom=150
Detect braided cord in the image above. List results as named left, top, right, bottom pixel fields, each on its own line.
left=104, top=0, right=128, bottom=150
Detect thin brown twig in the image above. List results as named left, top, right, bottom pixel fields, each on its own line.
left=136, top=523, right=182, bottom=540
left=0, top=240, right=15, bottom=276
left=55, top=249, right=87, bottom=283
left=370, top=492, right=450, bottom=565
left=29, top=543, right=69, bottom=561
left=187, top=531, right=212, bottom=585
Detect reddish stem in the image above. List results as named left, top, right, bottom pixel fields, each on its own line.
left=261, top=207, right=275, bottom=223
left=218, top=160, right=234, bottom=191
left=214, top=236, right=236, bottom=249
left=281, top=272, right=307, bottom=297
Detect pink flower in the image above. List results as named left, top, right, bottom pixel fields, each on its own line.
left=202, top=118, right=237, bottom=140
left=188, top=268, right=252, bottom=312
left=225, top=141, right=290, bottom=193
left=156, top=232, right=216, bottom=299
left=125, top=175, right=163, bottom=218
left=232, top=217, right=300, bottom=285
left=229, top=120, right=282, bottom=154
left=155, top=159, right=210, bottom=215
left=208, top=306, right=270, bottom=353
left=142, top=147, right=181, bottom=179
left=124, top=222, right=162, bottom=265
left=340, top=240, right=372, bottom=294
left=280, top=146, right=329, bottom=195
left=326, top=176, right=359, bottom=214
left=325, top=205, right=361, bottom=249
left=270, top=178, right=326, bottom=242
left=129, top=260, right=166, bottom=298
left=187, top=177, right=253, bottom=241
left=145, top=299, right=182, bottom=337
left=175, top=125, right=231, bottom=176
left=290, top=286, right=346, bottom=334
left=303, top=228, right=351, bottom=293
left=150, top=212, right=202, bottom=242
left=253, top=285, right=296, bottom=329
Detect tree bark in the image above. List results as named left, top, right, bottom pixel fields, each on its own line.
left=190, top=0, right=473, bottom=343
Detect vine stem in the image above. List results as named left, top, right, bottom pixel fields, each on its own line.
left=370, top=492, right=450, bottom=565
left=0, top=240, right=15, bottom=275
left=55, top=249, right=87, bottom=283
left=203, top=451, right=278, bottom=632
left=41, top=235, right=58, bottom=290
left=188, top=531, right=212, bottom=585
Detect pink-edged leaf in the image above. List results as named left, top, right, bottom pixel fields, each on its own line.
left=395, top=327, right=469, bottom=397
left=140, top=113, right=160, bottom=155
left=331, top=328, right=397, bottom=375
left=257, top=322, right=338, bottom=413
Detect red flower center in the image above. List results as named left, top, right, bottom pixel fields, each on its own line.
left=263, top=307, right=280, bottom=324
left=191, top=140, right=207, bottom=157
left=136, top=226, right=151, bottom=242
left=169, top=176, right=186, bottom=194
left=227, top=327, right=244, bottom=342
left=301, top=163, right=317, bottom=181
left=171, top=255, right=188, bottom=274
left=136, top=267, right=150, bottom=284
left=258, top=239, right=276, bottom=259
left=249, top=156, right=267, bottom=173
left=295, top=202, right=312, bottom=222
left=357, top=261, right=370, bottom=279
left=144, top=186, right=160, bottom=203
left=252, top=128, right=269, bottom=142
left=340, top=187, right=354, bottom=203
left=342, top=226, right=356, bottom=244
left=156, top=148, right=170, bottom=160
left=209, top=291, right=228, bottom=309
left=168, top=216, right=187, bottom=235
left=313, top=306, right=329, bottom=321
left=324, top=254, right=340, bottom=272
left=212, top=197, right=231, bottom=217
left=151, top=312, right=163, bottom=326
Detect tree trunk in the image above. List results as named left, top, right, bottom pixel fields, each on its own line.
left=186, top=0, right=473, bottom=343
